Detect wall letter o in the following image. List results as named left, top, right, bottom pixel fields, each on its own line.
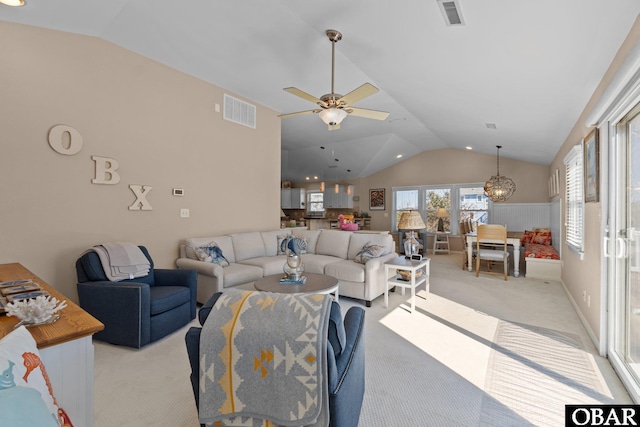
left=48, top=125, right=83, bottom=155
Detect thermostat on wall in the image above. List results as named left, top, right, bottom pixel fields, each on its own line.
left=172, top=188, right=184, bottom=196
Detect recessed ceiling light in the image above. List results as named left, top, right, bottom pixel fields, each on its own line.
left=396, top=154, right=403, bottom=158
left=314, top=176, right=318, bottom=180
left=486, top=123, right=497, bottom=129
left=465, top=146, right=473, bottom=150
left=305, top=177, right=310, bottom=180
left=0, top=0, right=25, bottom=6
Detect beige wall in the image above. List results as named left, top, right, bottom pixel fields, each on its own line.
left=550, top=15, right=640, bottom=342
left=0, top=22, right=281, bottom=302
left=354, top=148, right=550, bottom=231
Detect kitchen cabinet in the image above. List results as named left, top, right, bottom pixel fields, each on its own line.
left=323, top=185, right=353, bottom=208
left=281, top=188, right=306, bottom=209
left=281, top=189, right=291, bottom=209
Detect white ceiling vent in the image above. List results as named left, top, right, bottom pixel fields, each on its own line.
left=223, top=94, right=256, bottom=128
left=438, top=0, right=465, bottom=26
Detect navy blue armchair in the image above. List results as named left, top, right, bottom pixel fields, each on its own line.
left=76, top=246, right=197, bottom=348
left=185, top=292, right=365, bottom=427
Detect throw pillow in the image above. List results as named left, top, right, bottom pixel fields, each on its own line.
left=278, top=235, right=308, bottom=255
left=195, top=242, right=230, bottom=266
left=0, top=326, right=67, bottom=426
left=277, top=235, right=291, bottom=255
left=531, top=230, right=552, bottom=246
left=287, top=237, right=308, bottom=255
left=355, top=241, right=386, bottom=264
left=521, top=230, right=533, bottom=245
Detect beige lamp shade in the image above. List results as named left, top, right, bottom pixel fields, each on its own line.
left=397, top=210, right=426, bottom=230
left=280, top=209, right=287, bottom=218
left=435, top=208, right=449, bottom=218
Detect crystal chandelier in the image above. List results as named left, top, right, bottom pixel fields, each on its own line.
left=484, top=145, right=515, bottom=202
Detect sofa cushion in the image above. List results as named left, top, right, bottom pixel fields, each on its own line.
left=292, top=230, right=321, bottom=254
left=239, top=255, right=288, bottom=276
left=231, top=232, right=266, bottom=262
left=316, top=230, right=352, bottom=259
left=220, top=263, right=263, bottom=288
left=194, top=243, right=229, bottom=266
left=324, top=260, right=366, bottom=283
left=261, top=229, right=291, bottom=257
left=347, top=233, right=392, bottom=260
left=300, top=254, right=343, bottom=274
left=186, top=236, right=236, bottom=263
left=354, top=241, right=387, bottom=264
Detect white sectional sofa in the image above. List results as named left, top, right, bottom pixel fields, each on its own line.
left=175, top=229, right=397, bottom=306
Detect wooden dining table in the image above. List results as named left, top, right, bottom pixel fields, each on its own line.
left=466, top=231, right=524, bottom=277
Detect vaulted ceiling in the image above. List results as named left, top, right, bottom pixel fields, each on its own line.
left=3, top=1, right=640, bottom=183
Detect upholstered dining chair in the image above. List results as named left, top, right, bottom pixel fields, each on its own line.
left=475, top=224, right=510, bottom=281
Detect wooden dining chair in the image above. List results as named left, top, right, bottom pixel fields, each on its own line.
left=475, top=224, right=509, bottom=281
left=460, top=219, right=476, bottom=270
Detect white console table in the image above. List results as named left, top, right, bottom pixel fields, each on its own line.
left=0, top=263, right=104, bottom=427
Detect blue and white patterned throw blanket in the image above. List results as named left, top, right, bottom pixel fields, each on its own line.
left=199, top=289, right=331, bottom=427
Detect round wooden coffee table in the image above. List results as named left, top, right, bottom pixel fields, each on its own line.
left=254, top=273, right=339, bottom=299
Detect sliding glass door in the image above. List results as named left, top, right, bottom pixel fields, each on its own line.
left=610, top=103, right=640, bottom=402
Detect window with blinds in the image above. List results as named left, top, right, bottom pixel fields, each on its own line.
left=564, top=143, right=584, bottom=256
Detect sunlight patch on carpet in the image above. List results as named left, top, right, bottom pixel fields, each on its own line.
left=480, top=321, right=614, bottom=426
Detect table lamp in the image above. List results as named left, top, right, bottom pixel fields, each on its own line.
left=435, top=208, right=449, bottom=232
left=398, top=210, right=426, bottom=258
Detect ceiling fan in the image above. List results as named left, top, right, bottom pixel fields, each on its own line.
left=279, top=29, right=390, bottom=131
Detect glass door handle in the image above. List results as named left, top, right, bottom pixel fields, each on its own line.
left=604, top=236, right=611, bottom=258
left=616, top=237, right=627, bottom=259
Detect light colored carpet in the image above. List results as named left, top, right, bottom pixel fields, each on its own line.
left=93, top=253, right=631, bottom=427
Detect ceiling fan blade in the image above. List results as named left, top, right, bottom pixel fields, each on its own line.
left=338, top=83, right=379, bottom=106
left=283, top=87, right=328, bottom=107
left=278, top=109, right=321, bottom=119
left=346, top=107, right=390, bottom=121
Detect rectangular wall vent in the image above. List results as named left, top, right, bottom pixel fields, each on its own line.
left=437, top=0, right=465, bottom=26
left=223, top=94, right=256, bottom=128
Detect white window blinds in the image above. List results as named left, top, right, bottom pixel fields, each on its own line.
left=564, top=143, right=584, bottom=256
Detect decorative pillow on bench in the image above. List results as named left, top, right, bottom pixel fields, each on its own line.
left=521, top=229, right=552, bottom=246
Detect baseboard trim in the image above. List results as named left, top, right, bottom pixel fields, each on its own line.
left=560, top=277, right=601, bottom=354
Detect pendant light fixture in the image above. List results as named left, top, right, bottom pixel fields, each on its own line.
left=484, top=145, right=516, bottom=202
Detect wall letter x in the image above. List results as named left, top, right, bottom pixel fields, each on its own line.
left=128, top=185, right=153, bottom=211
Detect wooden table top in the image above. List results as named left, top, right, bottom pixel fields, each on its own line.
left=254, top=273, right=338, bottom=294
left=0, top=263, right=104, bottom=349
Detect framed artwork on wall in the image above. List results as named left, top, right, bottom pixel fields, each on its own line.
left=369, top=188, right=385, bottom=210
left=584, top=128, right=599, bottom=203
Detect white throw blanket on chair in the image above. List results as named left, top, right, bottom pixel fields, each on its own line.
left=93, top=242, right=150, bottom=281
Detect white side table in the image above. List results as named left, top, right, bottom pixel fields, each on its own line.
left=433, top=232, right=451, bottom=254
left=384, top=256, right=430, bottom=313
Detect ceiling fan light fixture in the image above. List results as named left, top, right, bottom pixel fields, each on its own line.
left=0, top=0, right=25, bottom=6
left=319, top=108, right=347, bottom=126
